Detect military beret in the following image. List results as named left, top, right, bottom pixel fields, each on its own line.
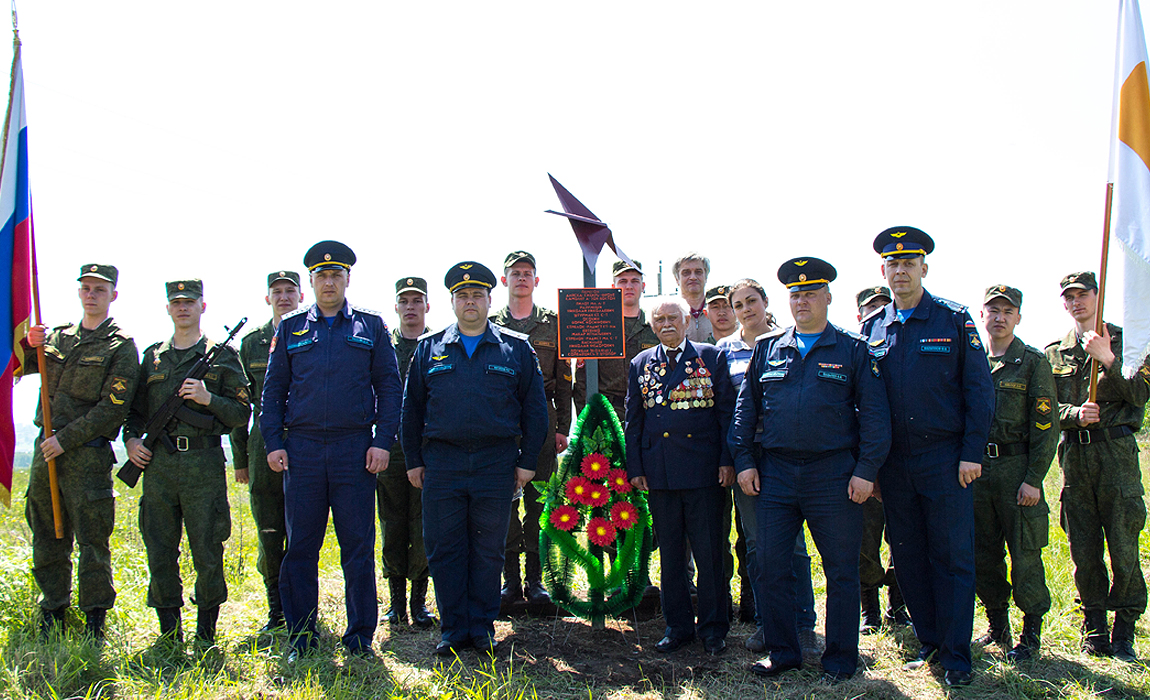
left=503, top=250, right=536, bottom=270
left=873, top=226, right=935, bottom=258
left=395, top=276, right=428, bottom=295
left=705, top=285, right=731, bottom=304
left=984, top=284, right=1023, bottom=307
left=304, top=240, right=356, bottom=272
left=1060, top=271, right=1098, bottom=293
left=267, top=270, right=301, bottom=288
left=445, top=261, right=496, bottom=292
left=778, top=257, right=836, bottom=291
left=612, top=259, right=643, bottom=276
left=856, top=285, right=892, bottom=309
left=78, top=264, right=117, bottom=286
left=166, top=279, right=203, bottom=300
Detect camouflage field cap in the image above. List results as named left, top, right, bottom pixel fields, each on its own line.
left=166, top=279, right=203, bottom=300
left=395, top=276, right=428, bottom=295
left=267, top=270, right=301, bottom=288
left=984, top=284, right=1023, bottom=308
left=856, top=285, right=892, bottom=309
left=612, top=259, right=643, bottom=276
left=503, top=251, right=536, bottom=270
left=1059, top=271, right=1098, bottom=293
left=78, top=264, right=118, bottom=285
left=705, top=285, right=731, bottom=304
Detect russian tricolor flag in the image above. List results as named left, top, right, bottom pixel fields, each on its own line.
left=0, top=46, right=36, bottom=506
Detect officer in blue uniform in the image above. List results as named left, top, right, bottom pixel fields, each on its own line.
left=261, top=240, right=402, bottom=658
left=730, top=258, right=891, bottom=681
left=861, top=227, right=994, bottom=687
left=401, top=261, right=547, bottom=657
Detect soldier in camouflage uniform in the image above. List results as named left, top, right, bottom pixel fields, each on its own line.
left=574, top=260, right=659, bottom=419
left=229, top=270, right=302, bottom=631
left=377, top=276, right=435, bottom=628
left=974, top=285, right=1057, bottom=662
left=125, top=279, right=250, bottom=646
left=24, top=264, right=138, bottom=641
left=493, top=251, right=572, bottom=605
left=1046, top=271, right=1149, bottom=663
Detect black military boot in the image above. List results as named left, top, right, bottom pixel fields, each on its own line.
left=738, top=575, right=756, bottom=623
left=1007, top=614, right=1041, bottom=662
left=976, top=608, right=1011, bottom=646
left=501, top=557, right=523, bottom=605
left=1082, top=609, right=1111, bottom=656
left=196, top=605, right=220, bottom=645
left=409, top=577, right=436, bottom=629
left=260, top=585, right=285, bottom=632
left=1111, top=616, right=1138, bottom=663
left=84, top=608, right=107, bottom=642
left=886, top=579, right=911, bottom=627
left=157, top=607, right=183, bottom=644
left=383, top=576, right=407, bottom=625
left=860, top=586, right=881, bottom=635
left=39, top=606, right=67, bottom=641
left=524, top=555, right=551, bottom=605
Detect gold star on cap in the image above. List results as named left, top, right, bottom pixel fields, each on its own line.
left=999, top=285, right=1006, bottom=292
left=177, top=282, right=185, bottom=290
left=896, top=243, right=904, bottom=251
left=407, top=278, right=413, bottom=285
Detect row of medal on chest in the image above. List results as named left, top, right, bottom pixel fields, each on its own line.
left=639, top=363, right=716, bottom=410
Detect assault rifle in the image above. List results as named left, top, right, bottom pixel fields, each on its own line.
left=116, top=318, right=247, bottom=487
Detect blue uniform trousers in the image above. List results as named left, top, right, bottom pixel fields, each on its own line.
left=648, top=486, right=730, bottom=643
left=880, top=440, right=975, bottom=672
left=756, top=450, right=862, bottom=674
left=422, top=439, right=517, bottom=645
left=279, top=431, right=377, bottom=652
left=735, top=486, right=818, bottom=630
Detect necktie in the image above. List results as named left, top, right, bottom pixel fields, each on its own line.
left=667, top=347, right=681, bottom=373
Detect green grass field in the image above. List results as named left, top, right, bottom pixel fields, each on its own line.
left=0, top=452, right=1147, bottom=699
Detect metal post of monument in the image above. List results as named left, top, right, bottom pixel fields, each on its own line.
left=584, top=260, right=598, bottom=399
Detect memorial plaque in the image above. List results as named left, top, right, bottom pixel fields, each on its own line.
left=558, top=288, right=624, bottom=360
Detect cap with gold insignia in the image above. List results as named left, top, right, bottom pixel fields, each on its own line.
left=503, top=250, right=537, bottom=270
left=303, top=240, right=356, bottom=272
left=612, top=259, right=643, bottom=276
left=445, top=261, right=496, bottom=292
left=984, top=284, right=1023, bottom=307
left=1059, top=271, right=1097, bottom=293
left=705, top=285, right=731, bottom=304
left=78, top=264, right=118, bottom=285
left=778, top=257, right=836, bottom=290
left=856, top=285, right=892, bottom=309
left=395, top=276, right=428, bottom=295
left=267, top=270, right=301, bottom=288
left=166, top=279, right=203, bottom=300
left=873, top=226, right=935, bottom=259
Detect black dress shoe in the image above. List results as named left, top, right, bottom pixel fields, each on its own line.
left=703, top=638, right=726, bottom=656
left=434, top=639, right=470, bottom=657
left=750, top=657, right=801, bottom=677
left=348, top=645, right=376, bottom=660
left=655, top=635, right=694, bottom=653
left=904, top=643, right=938, bottom=669
left=944, top=669, right=972, bottom=686
left=472, top=636, right=499, bottom=655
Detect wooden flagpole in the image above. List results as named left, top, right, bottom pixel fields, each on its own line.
left=1089, top=182, right=1115, bottom=403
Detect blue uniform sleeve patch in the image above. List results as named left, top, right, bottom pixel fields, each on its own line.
left=871, top=358, right=881, bottom=378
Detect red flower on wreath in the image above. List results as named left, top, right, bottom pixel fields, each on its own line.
left=607, top=469, right=632, bottom=494
left=550, top=505, right=580, bottom=532
left=565, top=476, right=592, bottom=505
left=581, top=452, right=611, bottom=480
left=586, top=517, right=617, bottom=547
left=610, top=501, right=639, bottom=530
left=586, top=482, right=610, bottom=507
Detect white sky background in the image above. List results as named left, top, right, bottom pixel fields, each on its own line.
left=3, top=1, right=1134, bottom=418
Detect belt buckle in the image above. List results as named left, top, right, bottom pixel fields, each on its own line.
left=1077, top=430, right=1091, bottom=445
left=176, top=436, right=189, bottom=452
left=985, top=443, right=1000, bottom=459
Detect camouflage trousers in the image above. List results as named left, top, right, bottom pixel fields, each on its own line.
left=139, top=446, right=231, bottom=610
left=376, top=444, right=428, bottom=581
left=859, top=497, right=895, bottom=589
left=973, top=456, right=1051, bottom=616
left=25, top=441, right=116, bottom=612
left=248, top=451, right=285, bottom=598
left=1059, top=435, right=1147, bottom=624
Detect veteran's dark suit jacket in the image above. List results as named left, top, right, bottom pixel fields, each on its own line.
left=624, top=341, right=735, bottom=490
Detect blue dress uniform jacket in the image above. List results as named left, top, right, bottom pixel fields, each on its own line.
left=728, top=324, right=891, bottom=675
left=401, top=321, right=547, bottom=646
left=624, top=341, right=735, bottom=644
left=861, top=289, right=994, bottom=674
left=259, top=300, right=402, bottom=653
left=624, top=342, right=736, bottom=490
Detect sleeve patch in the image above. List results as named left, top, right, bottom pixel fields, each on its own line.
left=1036, top=422, right=1052, bottom=431
left=1036, top=397, right=1052, bottom=415
left=871, top=358, right=881, bottom=378
left=236, top=386, right=250, bottom=404
left=111, top=377, right=128, bottom=394
left=969, top=332, right=982, bottom=350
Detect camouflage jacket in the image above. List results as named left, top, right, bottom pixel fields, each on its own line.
left=391, top=326, right=429, bottom=381
left=229, top=319, right=274, bottom=470
left=492, top=304, right=572, bottom=435
left=26, top=318, right=139, bottom=451
left=124, top=335, right=250, bottom=442
left=1045, top=323, right=1150, bottom=432
left=986, top=336, right=1059, bottom=488
left=574, top=310, right=659, bottom=414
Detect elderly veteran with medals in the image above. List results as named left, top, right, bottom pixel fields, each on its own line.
left=625, top=296, right=736, bottom=656
left=731, top=259, right=890, bottom=682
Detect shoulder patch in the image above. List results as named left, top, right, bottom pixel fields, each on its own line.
left=350, top=304, right=383, bottom=318
left=498, top=327, right=530, bottom=342
left=834, top=325, right=866, bottom=343
left=242, top=326, right=265, bottom=341
left=934, top=296, right=969, bottom=313
left=538, top=306, right=557, bottom=319
left=281, top=307, right=308, bottom=321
